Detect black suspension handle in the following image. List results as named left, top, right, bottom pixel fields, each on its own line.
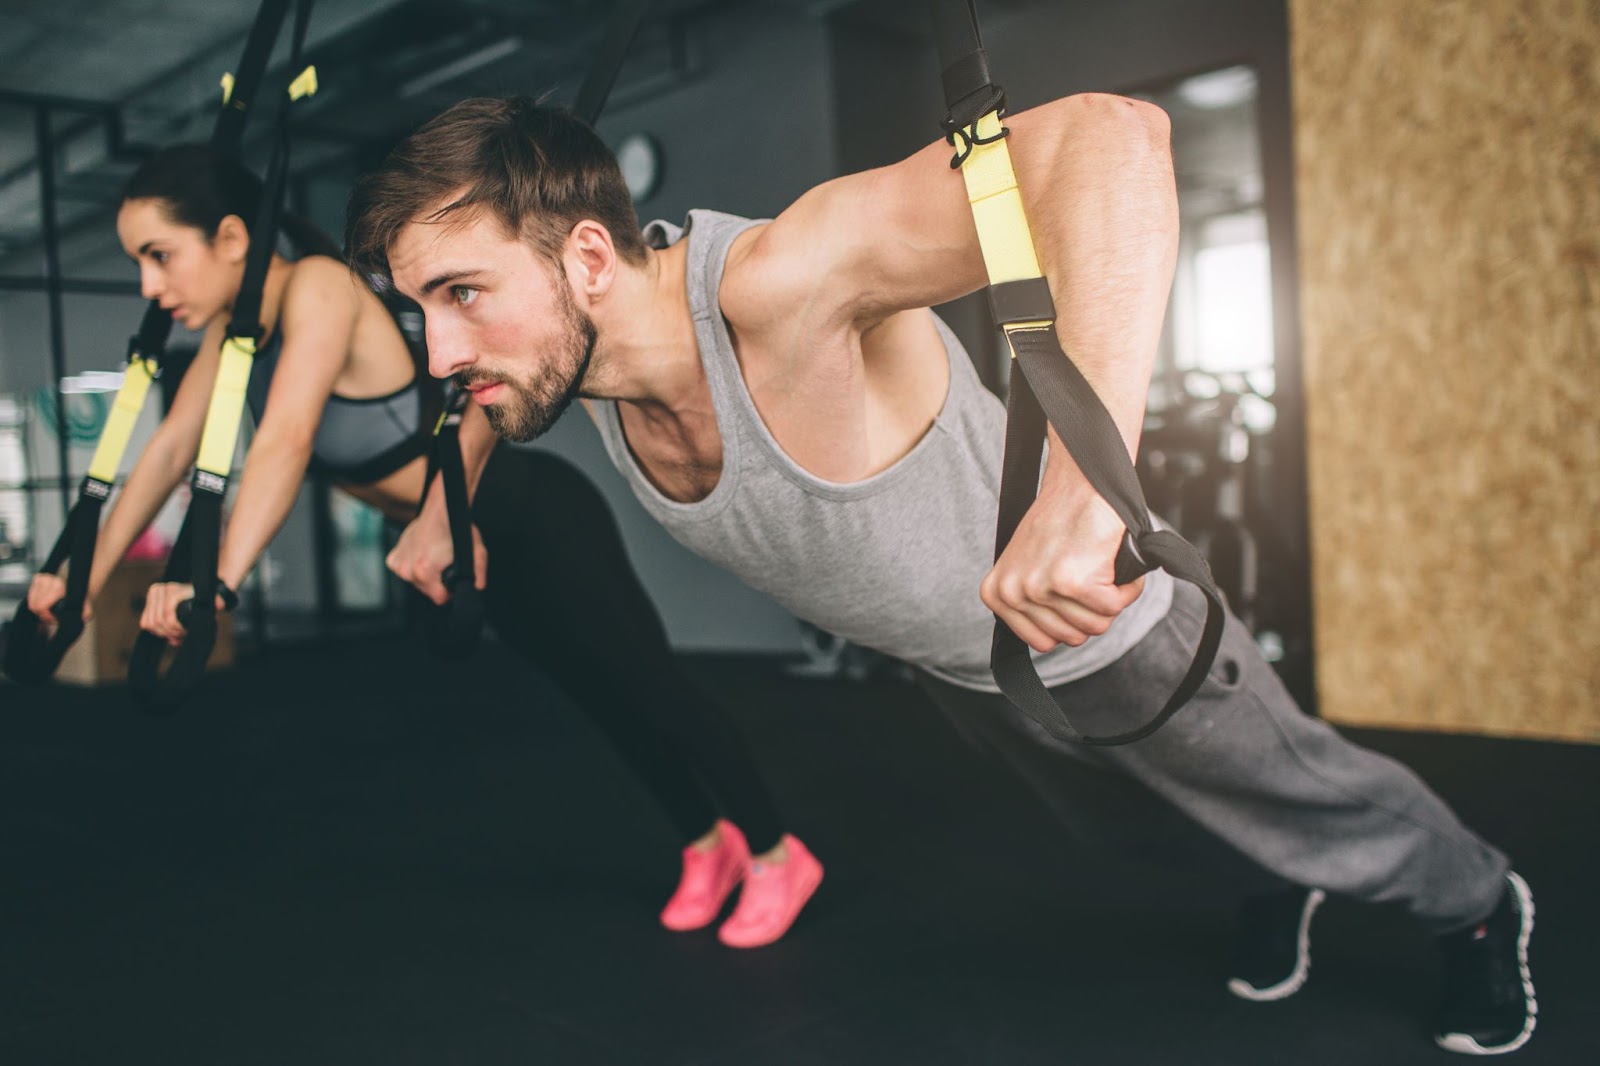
left=423, top=564, right=484, bottom=660
left=127, top=490, right=224, bottom=713
left=3, top=599, right=87, bottom=686
left=2, top=482, right=107, bottom=685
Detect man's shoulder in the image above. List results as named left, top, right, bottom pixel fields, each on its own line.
left=718, top=206, right=856, bottom=340
left=717, top=218, right=795, bottom=333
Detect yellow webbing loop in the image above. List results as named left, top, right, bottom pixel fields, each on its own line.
left=954, top=112, right=1053, bottom=341
left=287, top=64, right=318, bottom=101
left=220, top=71, right=236, bottom=106
left=85, top=358, right=157, bottom=485
left=196, top=335, right=256, bottom=477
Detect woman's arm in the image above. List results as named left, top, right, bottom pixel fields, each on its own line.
left=216, top=258, right=358, bottom=590
left=26, top=318, right=225, bottom=622
left=140, top=259, right=358, bottom=643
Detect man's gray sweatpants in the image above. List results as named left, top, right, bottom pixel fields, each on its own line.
left=917, top=581, right=1509, bottom=933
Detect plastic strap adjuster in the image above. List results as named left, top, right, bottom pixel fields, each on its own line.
left=987, top=277, right=1056, bottom=326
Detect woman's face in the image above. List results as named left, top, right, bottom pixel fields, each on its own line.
left=116, top=198, right=246, bottom=330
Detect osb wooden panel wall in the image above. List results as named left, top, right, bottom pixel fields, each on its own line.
left=1289, top=0, right=1599, bottom=741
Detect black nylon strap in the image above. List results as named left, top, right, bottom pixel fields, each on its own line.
left=213, top=0, right=294, bottom=151
left=988, top=326, right=1228, bottom=745
left=572, top=0, right=651, bottom=124
left=230, top=0, right=313, bottom=338
left=1010, top=328, right=1147, bottom=534
left=128, top=484, right=225, bottom=712
left=928, top=0, right=983, bottom=83
left=941, top=50, right=993, bottom=109
left=437, top=416, right=477, bottom=584
left=929, top=0, right=1006, bottom=158
left=420, top=389, right=485, bottom=659
left=0, top=487, right=104, bottom=684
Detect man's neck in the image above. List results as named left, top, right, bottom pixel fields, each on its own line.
left=583, top=240, right=704, bottom=418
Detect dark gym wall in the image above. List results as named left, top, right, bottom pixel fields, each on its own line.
left=599, top=3, right=837, bottom=225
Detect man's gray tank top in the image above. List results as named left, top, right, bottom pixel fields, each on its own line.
left=595, top=210, right=1172, bottom=693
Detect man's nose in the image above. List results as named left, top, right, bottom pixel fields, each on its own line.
left=424, top=319, right=473, bottom=380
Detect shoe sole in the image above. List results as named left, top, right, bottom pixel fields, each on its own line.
left=1227, top=888, right=1326, bottom=1002
left=1434, top=871, right=1537, bottom=1056
left=661, top=867, right=747, bottom=930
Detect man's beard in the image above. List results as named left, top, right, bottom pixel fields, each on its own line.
left=462, top=284, right=597, bottom=442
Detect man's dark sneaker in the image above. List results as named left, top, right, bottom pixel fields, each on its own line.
left=1434, top=871, right=1536, bottom=1055
left=1226, top=885, right=1326, bottom=1001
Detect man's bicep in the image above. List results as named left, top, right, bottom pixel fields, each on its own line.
left=764, top=94, right=1172, bottom=328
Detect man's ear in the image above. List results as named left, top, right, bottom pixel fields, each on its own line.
left=566, top=220, right=618, bottom=300
left=214, top=214, right=251, bottom=264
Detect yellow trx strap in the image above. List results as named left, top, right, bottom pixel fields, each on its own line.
left=84, top=356, right=157, bottom=486
left=194, top=335, right=256, bottom=479
left=957, top=113, right=1042, bottom=291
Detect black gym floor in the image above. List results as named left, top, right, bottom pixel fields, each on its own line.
left=1, top=637, right=1595, bottom=1065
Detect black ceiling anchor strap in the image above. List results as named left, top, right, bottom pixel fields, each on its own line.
left=929, top=0, right=1008, bottom=168
left=419, top=0, right=652, bottom=660
left=572, top=0, right=653, bottom=125
left=928, top=0, right=1227, bottom=745
left=128, top=0, right=319, bottom=712
left=3, top=0, right=304, bottom=687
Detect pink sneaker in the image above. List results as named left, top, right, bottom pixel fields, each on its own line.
left=659, top=820, right=751, bottom=931
left=717, top=834, right=824, bottom=949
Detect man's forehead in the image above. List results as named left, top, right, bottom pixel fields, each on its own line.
left=389, top=211, right=500, bottom=289
left=389, top=218, right=461, bottom=272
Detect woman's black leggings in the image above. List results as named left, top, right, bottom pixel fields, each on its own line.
left=469, top=444, right=785, bottom=853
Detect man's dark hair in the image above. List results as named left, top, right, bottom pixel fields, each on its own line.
left=346, top=97, right=648, bottom=282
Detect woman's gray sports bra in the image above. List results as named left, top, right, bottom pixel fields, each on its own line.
left=243, top=308, right=433, bottom=486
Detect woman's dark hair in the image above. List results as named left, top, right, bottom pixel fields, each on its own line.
left=121, top=143, right=343, bottom=261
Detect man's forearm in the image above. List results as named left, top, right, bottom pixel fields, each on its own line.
left=1014, top=95, right=1179, bottom=467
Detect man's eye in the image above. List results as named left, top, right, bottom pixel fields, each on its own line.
left=453, top=286, right=477, bottom=306
left=152, top=251, right=169, bottom=264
